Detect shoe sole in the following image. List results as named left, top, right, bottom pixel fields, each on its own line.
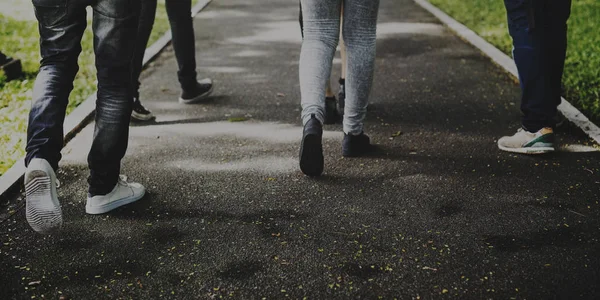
left=131, top=111, right=154, bottom=121
left=86, top=189, right=146, bottom=215
left=299, top=133, right=324, bottom=176
left=498, top=144, right=555, bottom=154
left=25, top=169, right=63, bottom=234
left=178, top=84, right=214, bottom=104
left=342, top=145, right=376, bottom=157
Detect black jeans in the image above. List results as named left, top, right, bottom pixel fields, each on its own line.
left=26, top=0, right=140, bottom=196
left=504, top=0, right=571, bottom=131
left=131, top=0, right=197, bottom=97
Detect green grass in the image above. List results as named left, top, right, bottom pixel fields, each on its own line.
left=0, top=0, right=191, bottom=176
left=428, top=0, right=600, bottom=120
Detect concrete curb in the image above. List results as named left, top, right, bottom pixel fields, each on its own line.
left=0, top=0, right=212, bottom=198
left=414, top=0, right=600, bottom=144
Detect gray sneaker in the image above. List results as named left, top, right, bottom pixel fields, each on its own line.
left=25, top=158, right=63, bottom=234
left=497, top=127, right=555, bottom=154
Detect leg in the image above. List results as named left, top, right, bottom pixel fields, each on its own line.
left=299, top=0, right=341, bottom=125
left=340, top=41, right=347, bottom=79
left=131, top=0, right=158, bottom=99
left=26, top=0, right=87, bottom=171
left=338, top=3, right=347, bottom=114
left=166, top=0, right=197, bottom=90
left=25, top=0, right=87, bottom=233
left=505, top=0, right=564, bottom=132
left=339, top=3, right=347, bottom=80
left=299, top=1, right=303, bottom=38
left=298, top=0, right=341, bottom=176
left=342, top=0, right=379, bottom=135
left=544, top=0, right=571, bottom=110
left=88, top=0, right=140, bottom=195
left=325, top=81, right=335, bottom=97
left=496, top=0, right=568, bottom=154
left=130, top=0, right=158, bottom=121
left=166, top=0, right=213, bottom=104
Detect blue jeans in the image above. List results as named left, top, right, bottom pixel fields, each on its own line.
left=131, top=0, right=197, bottom=98
left=504, top=0, right=571, bottom=132
left=26, top=0, right=140, bottom=196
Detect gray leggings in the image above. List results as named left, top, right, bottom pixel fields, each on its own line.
left=299, top=0, right=379, bottom=135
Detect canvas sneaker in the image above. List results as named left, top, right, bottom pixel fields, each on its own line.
left=86, top=175, right=145, bottom=214
left=25, top=158, right=63, bottom=234
left=179, top=78, right=214, bottom=104
left=497, top=127, right=555, bottom=154
left=131, top=97, right=154, bottom=121
left=342, top=132, right=375, bottom=157
left=299, top=114, right=324, bottom=177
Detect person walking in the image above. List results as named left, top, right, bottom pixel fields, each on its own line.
left=130, top=0, right=214, bottom=121
left=298, top=0, right=379, bottom=176
left=497, top=0, right=572, bottom=154
left=25, top=0, right=145, bottom=234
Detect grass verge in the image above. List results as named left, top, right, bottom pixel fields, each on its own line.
left=0, top=0, right=191, bottom=176
left=428, top=0, right=600, bottom=121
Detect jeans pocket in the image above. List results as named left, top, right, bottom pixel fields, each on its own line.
left=32, top=0, right=67, bottom=27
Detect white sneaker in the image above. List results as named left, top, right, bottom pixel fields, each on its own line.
left=25, top=158, right=63, bottom=234
left=497, top=127, right=555, bottom=154
left=86, top=175, right=145, bottom=214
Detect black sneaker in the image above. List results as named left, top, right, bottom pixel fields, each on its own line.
left=338, top=78, right=345, bottom=115
left=342, top=132, right=375, bottom=157
left=179, top=78, right=214, bottom=104
left=131, top=98, right=155, bottom=121
left=324, top=96, right=341, bottom=124
left=299, top=114, right=324, bottom=176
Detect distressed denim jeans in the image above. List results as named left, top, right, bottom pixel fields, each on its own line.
left=299, top=0, right=379, bottom=135
left=26, top=0, right=140, bottom=195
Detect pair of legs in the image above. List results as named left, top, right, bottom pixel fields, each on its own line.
left=130, top=0, right=213, bottom=121
left=498, top=0, right=571, bottom=154
left=298, top=0, right=380, bottom=176
left=300, top=1, right=347, bottom=123
left=25, top=0, right=145, bottom=233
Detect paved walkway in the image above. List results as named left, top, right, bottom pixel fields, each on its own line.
left=2, top=0, right=600, bottom=298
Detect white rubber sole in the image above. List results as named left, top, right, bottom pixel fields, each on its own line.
left=131, top=110, right=154, bottom=121
left=178, top=84, right=214, bottom=104
left=85, top=189, right=145, bottom=215
left=25, top=159, right=63, bottom=234
left=498, top=144, right=555, bottom=154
